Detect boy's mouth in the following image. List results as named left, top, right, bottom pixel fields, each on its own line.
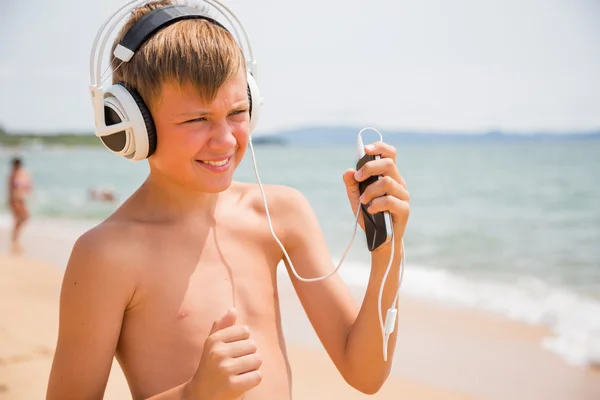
left=199, top=159, right=228, bottom=166
left=195, top=156, right=233, bottom=172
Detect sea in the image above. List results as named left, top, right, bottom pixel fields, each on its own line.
left=1, top=136, right=599, bottom=368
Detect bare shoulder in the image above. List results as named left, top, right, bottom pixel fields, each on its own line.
left=71, top=218, right=142, bottom=266
left=234, top=182, right=317, bottom=249
left=236, top=181, right=311, bottom=218
left=65, top=218, right=144, bottom=306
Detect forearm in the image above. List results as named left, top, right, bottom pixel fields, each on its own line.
left=343, top=242, right=403, bottom=393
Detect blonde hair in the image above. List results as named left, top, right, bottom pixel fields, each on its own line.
left=110, top=0, right=246, bottom=111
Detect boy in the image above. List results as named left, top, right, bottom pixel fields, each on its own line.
left=46, top=1, right=410, bottom=399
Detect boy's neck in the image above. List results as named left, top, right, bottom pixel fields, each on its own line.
left=136, top=172, right=228, bottom=221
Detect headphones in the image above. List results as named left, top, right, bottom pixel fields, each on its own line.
left=89, top=0, right=262, bottom=161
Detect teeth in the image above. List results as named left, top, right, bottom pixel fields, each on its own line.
left=201, top=159, right=228, bottom=166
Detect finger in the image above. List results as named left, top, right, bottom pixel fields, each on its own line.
left=354, top=157, right=402, bottom=184
left=359, top=176, right=410, bottom=205
left=215, top=324, right=251, bottom=343
left=225, top=338, right=258, bottom=358
left=225, top=352, right=262, bottom=375
left=364, top=141, right=396, bottom=162
left=367, top=195, right=410, bottom=218
left=210, top=308, right=238, bottom=334
left=229, top=370, right=262, bottom=393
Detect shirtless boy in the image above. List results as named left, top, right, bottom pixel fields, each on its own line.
left=46, top=1, right=410, bottom=399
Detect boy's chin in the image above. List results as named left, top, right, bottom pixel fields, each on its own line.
left=196, top=177, right=234, bottom=194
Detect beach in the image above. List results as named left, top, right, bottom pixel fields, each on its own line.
left=1, top=0, right=599, bottom=395
left=1, top=220, right=599, bottom=400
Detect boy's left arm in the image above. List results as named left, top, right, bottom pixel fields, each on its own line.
left=280, top=141, right=409, bottom=394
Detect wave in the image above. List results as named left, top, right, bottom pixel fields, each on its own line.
left=334, top=260, right=600, bottom=368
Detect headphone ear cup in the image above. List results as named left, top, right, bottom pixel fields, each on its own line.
left=246, top=72, right=261, bottom=134
left=101, top=98, right=132, bottom=155
left=121, top=84, right=157, bottom=158
left=103, top=83, right=155, bottom=161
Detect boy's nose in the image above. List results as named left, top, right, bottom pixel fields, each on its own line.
left=207, top=123, right=238, bottom=151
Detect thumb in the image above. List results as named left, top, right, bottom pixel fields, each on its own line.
left=342, top=168, right=363, bottom=222
left=342, top=168, right=358, bottom=188
left=343, top=168, right=360, bottom=204
left=210, top=307, right=238, bottom=334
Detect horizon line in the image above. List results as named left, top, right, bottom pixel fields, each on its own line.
left=2, top=125, right=599, bottom=137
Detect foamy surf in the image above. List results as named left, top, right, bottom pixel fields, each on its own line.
left=0, top=213, right=11, bottom=229
left=333, top=260, right=600, bottom=369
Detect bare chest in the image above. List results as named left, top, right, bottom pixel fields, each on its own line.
left=115, top=223, right=288, bottom=398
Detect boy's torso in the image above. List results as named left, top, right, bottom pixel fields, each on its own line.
left=111, top=182, right=293, bottom=399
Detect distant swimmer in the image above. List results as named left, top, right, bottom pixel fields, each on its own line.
left=88, top=187, right=117, bottom=203
left=7, top=157, right=33, bottom=254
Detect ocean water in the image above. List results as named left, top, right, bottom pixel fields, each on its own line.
left=1, top=138, right=599, bottom=367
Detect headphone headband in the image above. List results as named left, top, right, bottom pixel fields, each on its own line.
left=90, top=0, right=258, bottom=88
left=114, top=5, right=228, bottom=62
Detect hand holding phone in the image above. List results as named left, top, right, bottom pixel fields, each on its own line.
left=356, top=153, right=394, bottom=252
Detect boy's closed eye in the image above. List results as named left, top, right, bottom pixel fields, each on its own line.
left=182, top=109, right=248, bottom=124
left=229, top=108, right=249, bottom=120
left=184, top=117, right=207, bottom=124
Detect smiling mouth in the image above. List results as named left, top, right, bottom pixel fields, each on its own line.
left=199, top=159, right=229, bottom=166
left=195, top=156, right=233, bottom=172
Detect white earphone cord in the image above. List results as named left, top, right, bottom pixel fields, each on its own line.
left=248, top=128, right=405, bottom=361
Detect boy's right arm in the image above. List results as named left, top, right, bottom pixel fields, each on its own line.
left=46, top=227, right=138, bottom=400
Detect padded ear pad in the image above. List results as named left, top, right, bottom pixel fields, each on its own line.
left=247, top=85, right=252, bottom=120
left=246, top=72, right=261, bottom=134
left=103, top=83, right=152, bottom=161
left=116, top=82, right=157, bottom=158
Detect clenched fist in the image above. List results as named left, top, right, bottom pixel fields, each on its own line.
left=188, top=308, right=262, bottom=400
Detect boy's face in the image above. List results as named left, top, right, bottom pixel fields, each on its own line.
left=149, top=67, right=251, bottom=193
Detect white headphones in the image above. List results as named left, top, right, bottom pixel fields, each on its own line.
left=89, top=0, right=262, bottom=161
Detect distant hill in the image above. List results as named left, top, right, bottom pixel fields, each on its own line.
left=256, top=126, right=600, bottom=146
left=1, top=124, right=598, bottom=148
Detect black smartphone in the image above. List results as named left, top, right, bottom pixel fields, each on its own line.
left=356, top=154, right=393, bottom=252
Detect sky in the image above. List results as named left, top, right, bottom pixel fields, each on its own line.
left=0, top=0, right=599, bottom=135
